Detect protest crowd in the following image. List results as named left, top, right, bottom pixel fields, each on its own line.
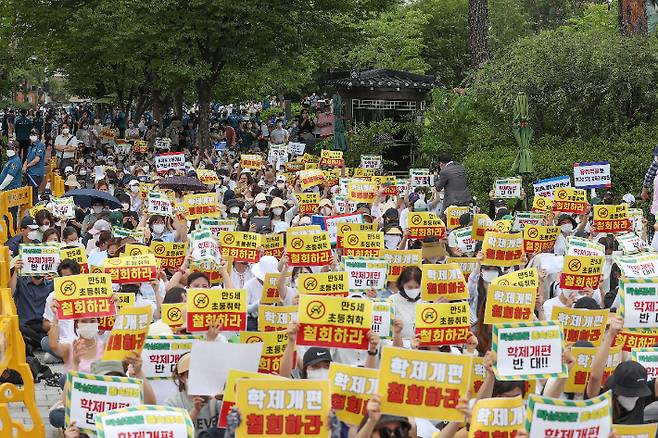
left=3, top=99, right=658, bottom=438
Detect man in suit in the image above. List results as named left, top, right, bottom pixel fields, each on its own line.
left=435, top=153, right=472, bottom=212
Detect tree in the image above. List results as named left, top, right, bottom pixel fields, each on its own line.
left=468, top=0, right=490, bottom=67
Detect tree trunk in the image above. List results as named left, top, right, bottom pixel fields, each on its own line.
left=619, top=0, right=648, bottom=36
left=173, top=86, right=184, bottom=120
left=196, top=80, right=211, bottom=151
left=468, top=0, right=490, bottom=67
left=152, top=89, right=164, bottom=125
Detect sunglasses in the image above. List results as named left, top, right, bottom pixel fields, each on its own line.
left=376, top=426, right=407, bottom=438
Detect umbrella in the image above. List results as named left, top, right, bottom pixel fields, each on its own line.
left=156, top=176, right=207, bottom=192
left=332, top=93, right=348, bottom=152
left=62, top=188, right=123, bottom=209
left=511, top=92, right=534, bottom=176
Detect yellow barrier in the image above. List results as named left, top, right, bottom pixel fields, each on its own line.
left=0, top=186, right=33, bottom=241
left=0, top=287, right=44, bottom=437
left=52, top=174, right=65, bottom=198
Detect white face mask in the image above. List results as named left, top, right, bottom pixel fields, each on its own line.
left=384, top=235, right=401, bottom=250
left=152, top=223, right=166, bottom=234
left=306, top=368, right=330, bottom=380
left=130, top=185, right=139, bottom=193
left=39, top=224, right=49, bottom=232
left=77, top=322, right=98, bottom=340
left=617, top=395, right=639, bottom=411
left=6, top=150, right=15, bottom=157
left=481, top=270, right=499, bottom=283
left=272, top=207, right=283, bottom=216
left=79, top=170, right=87, bottom=176
left=277, top=182, right=285, bottom=190
left=404, top=287, right=421, bottom=299
left=30, top=135, right=38, bottom=142
left=256, top=202, right=267, bottom=211
left=229, top=207, right=240, bottom=214
left=93, top=206, right=103, bottom=214
left=62, top=128, right=70, bottom=135
left=27, top=230, right=40, bottom=240
left=121, top=203, right=130, bottom=211
left=560, top=223, right=574, bottom=233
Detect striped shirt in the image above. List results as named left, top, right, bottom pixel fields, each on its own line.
left=644, top=161, right=658, bottom=188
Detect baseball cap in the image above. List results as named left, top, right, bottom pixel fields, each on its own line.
left=605, top=361, right=651, bottom=397
left=89, top=219, right=112, bottom=235
left=302, top=347, right=332, bottom=369
left=20, top=216, right=38, bottom=230
left=176, top=353, right=191, bottom=374
left=622, top=193, right=635, bottom=205
left=90, top=360, right=125, bottom=376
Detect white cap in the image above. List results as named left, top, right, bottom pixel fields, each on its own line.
left=64, top=166, right=74, bottom=173
left=622, top=193, right=635, bottom=204
left=89, top=219, right=111, bottom=235
left=128, top=179, right=139, bottom=186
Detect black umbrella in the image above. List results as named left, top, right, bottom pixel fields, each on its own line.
left=156, top=176, right=207, bottom=192
left=62, top=188, right=123, bottom=209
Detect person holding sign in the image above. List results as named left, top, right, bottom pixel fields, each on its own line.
left=554, top=213, right=587, bottom=256
left=355, top=395, right=415, bottom=438
left=141, top=214, right=188, bottom=243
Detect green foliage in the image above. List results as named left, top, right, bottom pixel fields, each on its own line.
left=521, top=0, right=585, bottom=31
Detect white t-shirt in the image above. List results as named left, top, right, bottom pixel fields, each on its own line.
left=43, top=292, right=76, bottom=342
left=244, top=277, right=263, bottom=316
left=231, top=267, right=254, bottom=290
left=390, top=292, right=420, bottom=340
left=54, top=134, right=79, bottom=159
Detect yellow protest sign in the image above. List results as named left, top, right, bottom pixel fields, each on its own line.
left=260, top=272, right=289, bottom=305
left=335, top=221, right=375, bottom=248
left=444, top=205, right=470, bottom=230
left=98, top=292, right=135, bottom=331
left=491, top=267, right=538, bottom=289
left=220, top=231, right=260, bottom=263
left=103, top=306, right=152, bottom=361
left=139, top=182, right=154, bottom=200
left=446, top=257, right=479, bottom=281
left=304, top=162, right=319, bottom=170
left=342, top=231, right=383, bottom=257
left=298, top=169, right=325, bottom=190
left=472, top=213, right=496, bottom=241
left=523, top=225, right=559, bottom=253
left=469, top=397, right=524, bottom=438
left=258, top=305, right=298, bottom=332
left=421, top=263, right=468, bottom=301
left=551, top=307, right=608, bottom=346
left=372, top=175, right=397, bottom=196
left=286, top=227, right=331, bottom=266
left=261, top=233, right=284, bottom=259
left=184, top=193, right=221, bottom=220
left=353, top=168, right=376, bottom=179
left=298, top=272, right=349, bottom=297
left=347, top=180, right=377, bottom=203
left=240, top=154, right=263, bottom=169
left=298, top=295, right=372, bottom=349
left=407, top=212, right=446, bottom=239
left=494, top=219, right=512, bottom=233
left=559, top=255, right=603, bottom=290
left=133, top=139, right=149, bottom=153
left=329, top=363, right=378, bottom=425
left=319, top=149, right=344, bottom=167
left=377, top=347, right=472, bottom=421
left=532, top=195, right=553, bottom=212
left=295, top=192, right=320, bottom=215
left=240, top=331, right=290, bottom=374
left=566, top=345, right=622, bottom=393
left=218, top=370, right=285, bottom=427
left=54, top=273, right=115, bottom=320
left=60, top=245, right=89, bottom=273
left=484, top=283, right=536, bottom=324
left=150, top=241, right=186, bottom=270
left=235, top=379, right=330, bottom=438
left=593, top=204, right=631, bottom=233
left=415, top=302, right=470, bottom=346
left=124, top=244, right=152, bottom=257
left=161, top=303, right=186, bottom=328
left=383, top=249, right=422, bottom=282
left=481, top=231, right=523, bottom=267
left=197, top=169, right=220, bottom=185
left=186, top=288, right=247, bottom=332
left=612, top=423, right=658, bottom=438
left=103, top=254, right=158, bottom=283
left=471, top=357, right=487, bottom=394
left=553, top=187, right=589, bottom=214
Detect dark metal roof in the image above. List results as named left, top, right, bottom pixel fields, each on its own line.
left=326, top=68, right=438, bottom=90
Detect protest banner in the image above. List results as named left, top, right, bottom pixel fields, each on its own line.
left=615, top=253, right=658, bottom=278
left=161, top=303, right=185, bottom=328
left=631, top=348, right=658, bottom=380
left=614, top=328, right=658, bottom=351
left=446, top=257, right=479, bottom=281
left=103, top=254, right=158, bottom=283
left=559, top=255, right=604, bottom=290
left=382, top=249, right=422, bottom=282
left=421, top=263, right=468, bottom=301
left=296, top=192, right=320, bottom=215
left=95, top=405, right=193, bottom=438
left=141, top=335, right=198, bottom=380
left=566, top=345, right=622, bottom=393
left=616, top=232, right=649, bottom=255
left=150, top=241, right=186, bottom=270
left=240, top=154, right=263, bottom=169
left=19, top=243, right=60, bottom=276
left=525, top=392, right=611, bottom=438
left=54, top=273, right=115, bottom=320
left=407, top=212, right=446, bottom=240
left=347, top=180, right=377, bottom=203
left=494, top=177, right=522, bottom=198
left=60, top=245, right=89, bottom=273
left=199, top=217, right=237, bottom=237
left=324, top=213, right=363, bottom=246
left=187, top=288, right=247, bottom=332
left=298, top=272, right=348, bottom=297
left=552, top=306, right=608, bottom=345
left=532, top=195, right=553, bottom=212
left=415, top=302, right=470, bottom=346
left=261, top=233, right=284, bottom=258
left=298, top=295, right=372, bottom=349
left=573, top=161, right=612, bottom=189
left=288, top=141, right=306, bottom=156
left=360, top=154, right=382, bottom=169
left=613, top=424, right=658, bottom=438
left=65, top=371, right=143, bottom=434
left=319, top=149, right=344, bottom=168
left=329, top=363, right=379, bottom=425
left=523, top=225, right=560, bottom=253
left=196, top=169, right=220, bottom=185
left=593, top=204, right=631, bottom=233
left=451, top=226, right=477, bottom=255
left=286, top=227, right=331, bottom=266
left=468, top=397, right=525, bottom=438
left=472, top=213, right=496, bottom=241
left=220, top=231, right=260, bottom=263
left=512, top=211, right=546, bottom=231
left=566, top=236, right=605, bottom=257
left=103, top=306, right=152, bottom=361
left=491, top=267, right=539, bottom=289
left=533, top=175, right=571, bottom=198
left=98, top=292, right=133, bottom=331
left=260, top=272, right=286, bottom=305
left=552, top=187, right=589, bottom=214
left=484, top=283, right=535, bottom=324
left=235, top=378, right=330, bottom=438
left=51, top=196, right=75, bottom=219
left=344, top=257, right=389, bottom=292
left=492, top=321, right=566, bottom=381
left=371, top=300, right=394, bottom=338
left=218, top=370, right=286, bottom=427
left=342, top=231, right=383, bottom=257
left=336, top=221, right=375, bottom=248
left=481, top=231, right=524, bottom=267
left=240, top=331, right=289, bottom=374
left=444, top=205, right=470, bottom=230
left=258, top=305, right=298, bottom=332
left=155, top=152, right=185, bottom=173
left=184, top=193, right=220, bottom=219
left=377, top=347, right=472, bottom=420
left=299, top=169, right=325, bottom=190
left=410, top=168, right=432, bottom=187
left=146, top=191, right=173, bottom=217
left=619, top=278, right=658, bottom=328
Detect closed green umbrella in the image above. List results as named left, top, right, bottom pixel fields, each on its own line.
left=511, top=92, right=534, bottom=176
left=333, top=93, right=348, bottom=152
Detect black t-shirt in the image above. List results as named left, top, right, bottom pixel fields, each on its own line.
left=600, top=380, right=657, bottom=424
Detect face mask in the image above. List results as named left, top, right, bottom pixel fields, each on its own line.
left=30, top=135, right=38, bottom=142
left=481, top=270, right=499, bottom=283
left=6, top=150, right=15, bottom=158
left=62, top=129, right=70, bottom=135
left=272, top=207, right=284, bottom=216
left=77, top=322, right=98, bottom=340
left=560, top=223, right=574, bottom=233
left=93, top=206, right=103, bottom=214
left=617, top=395, right=639, bottom=411
left=384, top=235, right=401, bottom=250
left=40, top=224, right=49, bottom=232
left=80, top=170, right=87, bottom=176
left=306, top=368, right=330, bottom=380
left=404, top=287, right=421, bottom=299
left=121, top=203, right=130, bottom=211
left=130, top=185, right=139, bottom=193
left=277, top=182, right=285, bottom=190
left=152, top=223, right=166, bottom=234
left=229, top=207, right=240, bottom=214
left=256, top=202, right=267, bottom=211
left=28, top=230, right=39, bottom=240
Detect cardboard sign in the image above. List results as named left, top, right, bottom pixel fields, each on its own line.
left=298, top=169, right=325, bottom=190
left=235, top=379, right=330, bottom=438
left=525, top=392, right=611, bottom=438
left=481, top=231, right=523, bottom=267
left=286, top=227, right=331, bottom=266
left=620, top=278, right=658, bottom=328
left=155, top=152, right=185, bottom=173
left=382, top=249, right=422, bottom=282
left=415, top=302, right=470, bottom=346
left=612, top=424, right=658, bottom=438
left=533, top=176, right=571, bottom=199
left=319, top=149, right=344, bottom=168
left=491, top=268, right=538, bottom=289
left=421, top=263, right=468, bottom=301
left=552, top=307, right=608, bottom=345
left=360, top=154, right=382, bottom=169
left=444, top=205, right=470, bottom=230
left=297, top=295, right=372, bottom=349
left=220, top=231, right=260, bottom=263
left=96, top=406, right=193, bottom=438
left=631, top=348, right=658, bottom=380
left=258, top=305, right=298, bottom=332
left=323, top=213, right=363, bottom=246
left=377, top=347, right=472, bottom=421
left=492, top=321, right=567, bottom=380
left=523, top=225, right=559, bottom=253
left=103, top=306, right=152, bottom=361
left=468, top=397, right=525, bottom=438
left=532, top=195, right=553, bottom=212
left=147, top=191, right=173, bottom=217
left=296, top=192, right=320, bottom=215
left=186, top=288, right=247, bottom=332
left=371, top=301, right=394, bottom=338
left=494, top=177, right=522, bottom=198
left=52, top=196, right=75, bottom=219
left=566, top=236, right=605, bottom=257
left=573, top=161, right=611, bottom=189
left=60, top=245, right=89, bottom=273
left=141, top=335, right=197, bottom=380
left=150, top=241, right=186, bottom=270
left=240, top=154, right=263, bottom=169
left=103, top=254, right=158, bottom=283
left=336, top=221, right=375, bottom=248
left=161, top=303, right=186, bottom=328
left=342, top=231, right=383, bottom=257
left=347, top=180, right=377, bottom=203
left=19, top=243, right=60, bottom=276
left=614, top=253, right=658, bottom=278
left=218, top=370, right=286, bottom=427
left=472, top=214, right=496, bottom=241
left=446, top=257, right=478, bottom=281
left=552, top=188, right=589, bottom=214
left=484, top=284, right=536, bottom=324
left=298, top=272, right=348, bottom=297
left=329, top=363, right=378, bottom=425
left=184, top=193, right=221, bottom=220
left=54, top=273, right=115, bottom=320
left=407, top=212, right=446, bottom=240
left=593, top=204, right=631, bottom=233
left=559, top=255, right=603, bottom=290
left=344, top=257, right=389, bottom=292
left=65, top=371, right=143, bottom=434
left=567, top=345, right=622, bottom=394
left=240, top=331, right=289, bottom=374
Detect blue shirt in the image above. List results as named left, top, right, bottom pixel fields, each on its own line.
left=14, top=276, right=54, bottom=324
left=0, top=155, right=22, bottom=190
left=26, top=141, right=46, bottom=176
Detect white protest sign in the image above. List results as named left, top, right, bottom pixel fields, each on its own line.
left=631, top=348, right=658, bottom=381
left=526, top=392, right=611, bottom=438
left=344, top=257, right=389, bottom=292
left=616, top=232, right=649, bottom=255
left=333, top=195, right=358, bottom=215
left=453, top=227, right=477, bottom=254
left=190, top=230, right=220, bottom=270
left=371, top=301, right=393, bottom=338
left=147, top=191, right=173, bottom=217
left=410, top=168, right=432, bottom=187
left=287, top=142, right=306, bottom=156
left=52, top=197, right=75, bottom=219
left=361, top=154, right=382, bottom=169
left=19, top=243, right=60, bottom=276
left=154, top=137, right=172, bottom=150
left=141, top=335, right=197, bottom=380
left=512, top=212, right=546, bottom=231
left=620, top=278, right=658, bottom=328
left=95, top=405, right=193, bottom=438
left=573, top=161, right=612, bottom=189
left=533, top=176, right=571, bottom=199
left=614, top=253, right=658, bottom=278
left=323, top=213, right=362, bottom=245
left=155, top=152, right=185, bottom=173
left=267, top=143, right=289, bottom=168
left=494, top=177, right=522, bottom=198
left=566, top=236, right=605, bottom=257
